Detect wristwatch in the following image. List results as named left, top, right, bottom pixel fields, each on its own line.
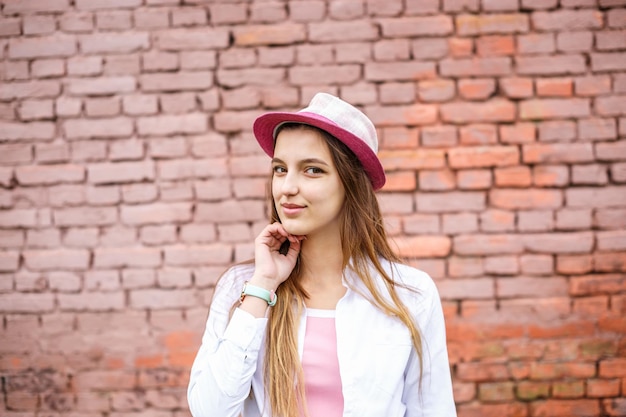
left=240, top=282, right=277, bottom=307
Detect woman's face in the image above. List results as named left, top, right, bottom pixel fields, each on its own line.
left=271, top=127, right=346, bottom=239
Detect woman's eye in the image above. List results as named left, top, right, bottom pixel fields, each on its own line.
left=305, top=167, right=324, bottom=174
left=273, top=166, right=286, bottom=174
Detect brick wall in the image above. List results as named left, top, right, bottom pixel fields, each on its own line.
left=1, top=0, right=625, bottom=416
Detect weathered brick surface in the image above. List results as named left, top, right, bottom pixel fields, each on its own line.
left=0, top=1, right=624, bottom=416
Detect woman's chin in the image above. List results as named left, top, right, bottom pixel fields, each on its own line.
left=280, top=220, right=308, bottom=236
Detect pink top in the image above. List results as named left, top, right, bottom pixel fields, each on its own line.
left=300, top=309, right=344, bottom=417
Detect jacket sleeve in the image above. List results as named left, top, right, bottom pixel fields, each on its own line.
left=187, top=266, right=268, bottom=417
left=403, top=275, right=457, bottom=417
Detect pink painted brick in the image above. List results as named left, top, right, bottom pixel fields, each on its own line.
left=137, top=113, right=207, bottom=136
left=88, top=160, right=155, bottom=184
left=23, top=249, right=90, bottom=271
left=379, top=16, right=453, bottom=37
left=309, top=21, right=378, bottom=42
left=210, top=4, right=248, bottom=25
left=64, top=117, right=133, bottom=139
left=164, top=244, right=233, bottom=266
left=0, top=293, right=55, bottom=313
left=16, top=164, right=84, bottom=186
left=0, top=121, right=56, bottom=141
left=120, top=202, right=192, bottom=225
left=9, top=35, right=76, bottom=59
left=75, top=0, right=142, bottom=10
left=94, top=247, right=161, bottom=268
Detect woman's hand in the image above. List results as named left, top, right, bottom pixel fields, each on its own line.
left=249, top=222, right=305, bottom=291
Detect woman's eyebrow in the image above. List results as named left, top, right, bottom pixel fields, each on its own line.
left=271, top=157, right=330, bottom=167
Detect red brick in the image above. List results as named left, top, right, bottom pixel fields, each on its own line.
left=575, top=75, right=612, bottom=96
left=290, top=64, right=362, bottom=86
left=403, top=213, right=440, bottom=234
left=0, top=80, right=61, bottom=101
left=196, top=200, right=265, bottom=223
left=458, top=79, right=497, bottom=100
left=453, top=234, right=523, bottom=255
left=499, top=77, right=534, bottom=99
left=558, top=31, right=593, bottom=53
left=517, top=55, right=586, bottom=76
left=596, top=96, right=626, bottom=117
left=140, top=72, right=212, bottom=92
left=568, top=186, right=626, bottom=208
left=449, top=146, right=519, bottom=168
left=418, top=79, right=456, bottom=102
left=533, top=9, right=604, bottom=31
left=309, top=21, right=377, bottom=42
left=366, top=104, right=438, bottom=126
left=592, top=52, right=626, bottom=72
left=441, top=99, right=516, bottom=123
left=570, top=273, right=626, bottom=296
left=218, top=68, right=286, bottom=89
left=420, top=125, right=457, bottom=147
left=459, top=124, right=498, bottom=145
left=490, top=189, right=562, bottom=209
left=587, top=379, right=621, bottom=398
left=391, top=236, right=451, bottom=258
left=448, top=37, right=474, bottom=57
left=366, top=62, right=436, bottom=82
left=443, top=213, right=478, bottom=234
left=379, top=16, right=453, bottom=37
left=595, top=252, right=625, bottom=274
left=556, top=208, right=592, bottom=230
left=536, top=78, right=573, bottom=97
left=417, top=191, right=486, bottom=213
left=494, top=166, right=532, bottom=187
left=234, top=23, right=307, bottom=46
left=377, top=193, right=415, bottom=215
left=419, top=170, right=456, bottom=191
left=524, top=143, right=594, bottom=164
left=456, top=13, right=529, bottom=35
left=602, top=398, right=626, bottom=416
left=458, top=169, right=492, bottom=189
left=373, top=39, right=410, bottom=61
left=517, top=33, right=556, bottom=55
left=410, top=38, right=448, bottom=60
left=440, top=57, right=512, bottom=77
left=533, top=165, right=569, bottom=187
left=9, top=35, right=76, bottom=59
left=476, top=35, right=515, bottom=56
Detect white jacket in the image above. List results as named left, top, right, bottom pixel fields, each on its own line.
left=188, top=260, right=457, bottom=417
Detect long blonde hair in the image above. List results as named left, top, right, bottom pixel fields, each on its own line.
left=263, top=124, right=424, bottom=417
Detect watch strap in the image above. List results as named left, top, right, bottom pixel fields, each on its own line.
left=240, top=282, right=277, bottom=307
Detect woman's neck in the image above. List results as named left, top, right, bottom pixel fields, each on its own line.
left=301, top=232, right=345, bottom=309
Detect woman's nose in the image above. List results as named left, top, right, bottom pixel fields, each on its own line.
left=281, top=172, right=298, bottom=195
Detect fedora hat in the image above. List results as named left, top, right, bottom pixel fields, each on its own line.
left=253, top=93, right=385, bottom=190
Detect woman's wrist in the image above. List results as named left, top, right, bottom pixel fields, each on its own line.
left=248, top=275, right=279, bottom=293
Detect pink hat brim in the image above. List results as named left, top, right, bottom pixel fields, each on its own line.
left=253, top=111, right=386, bottom=190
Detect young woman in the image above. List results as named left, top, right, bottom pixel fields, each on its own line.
left=187, top=93, right=456, bottom=417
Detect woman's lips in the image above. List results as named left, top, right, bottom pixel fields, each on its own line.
left=281, top=203, right=305, bottom=216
